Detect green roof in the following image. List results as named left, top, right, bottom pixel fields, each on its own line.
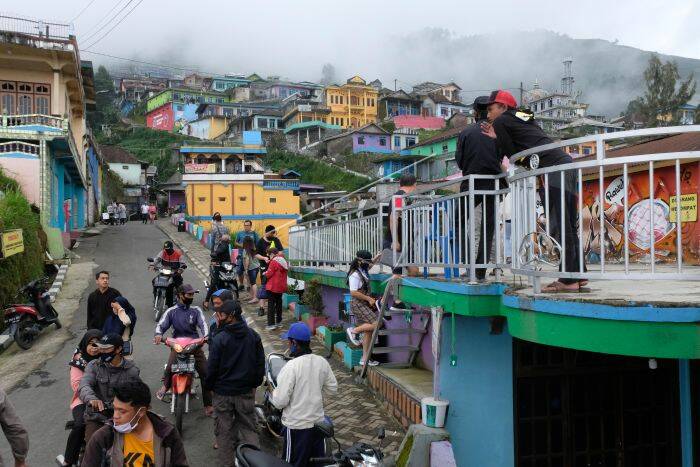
left=284, top=120, right=341, bottom=134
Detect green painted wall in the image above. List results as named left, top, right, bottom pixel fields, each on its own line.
left=407, top=136, right=457, bottom=157
left=146, top=90, right=173, bottom=112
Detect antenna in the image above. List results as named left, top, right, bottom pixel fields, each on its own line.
left=561, top=57, right=574, bottom=96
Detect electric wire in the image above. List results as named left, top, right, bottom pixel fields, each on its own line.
left=81, top=0, right=134, bottom=44
left=69, top=0, right=97, bottom=23
left=83, top=0, right=143, bottom=50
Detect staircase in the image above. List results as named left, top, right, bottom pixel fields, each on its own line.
left=360, top=277, right=430, bottom=378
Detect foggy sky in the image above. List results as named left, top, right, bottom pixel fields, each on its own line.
left=6, top=0, right=700, bottom=115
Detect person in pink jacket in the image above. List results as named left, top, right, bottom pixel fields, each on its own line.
left=264, top=247, right=288, bottom=331
left=56, top=329, right=103, bottom=466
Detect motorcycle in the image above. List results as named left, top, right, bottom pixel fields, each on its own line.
left=147, top=258, right=186, bottom=321
left=3, top=278, right=61, bottom=350
left=163, top=336, right=205, bottom=436
left=255, top=352, right=290, bottom=439
left=211, top=261, right=240, bottom=300
left=235, top=419, right=386, bottom=467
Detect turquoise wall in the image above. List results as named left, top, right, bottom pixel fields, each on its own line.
left=408, top=136, right=457, bottom=156
left=439, top=315, right=514, bottom=466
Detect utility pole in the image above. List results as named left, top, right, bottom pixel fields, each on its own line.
left=394, top=79, right=397, bottom=91
left=519, top=82, right=524, bottom=107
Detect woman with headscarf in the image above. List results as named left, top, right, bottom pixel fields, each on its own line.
left=56, top=329, right=103, bottom=466
left=102, top=296, right=137, bottom=343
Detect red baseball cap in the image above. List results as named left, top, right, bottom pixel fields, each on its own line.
left=487, top=90, right=517, bottom=109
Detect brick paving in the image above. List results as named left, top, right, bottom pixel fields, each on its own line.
left=158, top=220, right=406, bottom=456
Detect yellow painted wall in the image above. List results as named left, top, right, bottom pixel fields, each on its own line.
left=325, top=81, right=378, bottom=129
left=208, top=118, right=230, bottom=139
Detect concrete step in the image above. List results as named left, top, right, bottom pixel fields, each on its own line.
left=372, top=345, right=420, bottom=354
left=377, top=328, right=427, bottom=336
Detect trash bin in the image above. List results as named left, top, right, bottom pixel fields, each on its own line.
left=178, top=219, right=186, bottom=232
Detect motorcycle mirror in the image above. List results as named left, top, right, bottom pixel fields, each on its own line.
left=314, top=419, right=334, bottom=439
left=146, top=257, right=154, bottom=262
left=377, top=427, right=385, bottom=440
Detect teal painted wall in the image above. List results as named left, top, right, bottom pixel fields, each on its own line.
left=407, top=136, right=457, bottom=156
left=439, top=315, right=514, bottom=466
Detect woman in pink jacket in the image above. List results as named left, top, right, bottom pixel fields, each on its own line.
left=56, top=329, right=103, bottom=466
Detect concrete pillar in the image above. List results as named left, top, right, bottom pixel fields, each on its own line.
left=221, top=156, right=226, bottom=173
left=52, top=69, right=61, bottom=116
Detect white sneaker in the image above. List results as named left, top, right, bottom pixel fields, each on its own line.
left=55, top=455, right=66, bottom=466
left=265, top=324, right=276, bottom=331
left=346, top=327, right=361, bottom=346
left=360, top=360, right=380, bottom=367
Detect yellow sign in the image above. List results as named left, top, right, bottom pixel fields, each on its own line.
left=1, top=229, right=24, bottom=258
left=670, top=194, right=698, bottom=223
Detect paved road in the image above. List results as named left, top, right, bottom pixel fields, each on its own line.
left=0, top=222, right=217, bottom=465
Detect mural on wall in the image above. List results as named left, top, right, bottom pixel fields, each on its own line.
left=147, top=106, right=173, bottom=131
left=172, top=103, right=199, bottom=133
left=579, top=163, right=699, bottom=265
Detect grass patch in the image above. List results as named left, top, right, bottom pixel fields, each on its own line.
left=266, top=150, right=371, bottom=192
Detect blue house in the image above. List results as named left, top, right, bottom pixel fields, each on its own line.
left=210, top=75, right=250, bottom=92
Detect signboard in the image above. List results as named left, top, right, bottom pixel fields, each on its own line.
left=1, top=229, right=24, bottom=259
left=670, top=193, right=698, bottom=223
left=297, top=104, right=312, bottom=112
left=184, top=163, right=217, bottom=174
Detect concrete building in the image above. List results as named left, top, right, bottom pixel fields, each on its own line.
left=325, top=76, right=379, bottom=129
left=210, top=75, right=250, bottom=92
left=100, top=145, right=149, bottom=212
left=0, top=17, right=96, bottom=255
left=323, top=123, right=393, bottom=155
left=179, top=115, right=231, bottom=140
left=181, top=131, right=300, bottom=243
left=412, top=81, right=462, bottom=103
left=378, top=89, right=422, bottom=120
left=145, top=88, right=233, bottom=132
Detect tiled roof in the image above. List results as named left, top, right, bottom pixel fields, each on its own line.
left=393, top=115, right=446, bottom=130
left=606, top=132, right=700, bottom=158
left=100, top=145, right=139, bottom=164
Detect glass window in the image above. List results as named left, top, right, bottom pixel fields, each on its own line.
left=394, top=136, right=401, bottom=147
left=35, top=96, right=49, bottom=114
left=258, top=118, right=268, bottom=128
left=217, top=98, right=224, bottom=104
left=406, top=137, right=416, bottom=147
left=442, top=144, right=448, bottom=153
left=379, top=137, right=386, bottom=146
left=18, top=95, right=32, bottom=113
left=358, top=136, right=365, bottom=145
left=269, top=198, right=277, bottom=203
left=174, top=93, right=181, bottom=100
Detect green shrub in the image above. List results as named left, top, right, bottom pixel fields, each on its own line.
left=301, top=279, right=325, bottom=317
left=0, top=186, right=44, bottom=310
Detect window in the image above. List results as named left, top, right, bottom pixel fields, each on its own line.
left=198, top=197, right=206, bottom=202
left=394, top=136, right=401, bottom=147
left=442, top=144, right=448, bottom=153
left=239, top=196, right=247, bottom=201
left=176, top=105, right=184, bottom=111
left=269, top=198, right=277, bottom=203
left=122, top=165, right=129, bottom=170
left=258, top=118, right=268, bottom=129
left=0, top=81, right=51, bottom=115
left=548, top=98, right=553, bottom=107
left=583, top=147, right=592, bottom=155
left=358, top=136, right=365, bottom=145
left=217, top=98, right=224, bottom=104
left=350, top=96, right=359, bottom=106
left=270, top=119, right=277, bottom=128
left=406, top=137, right=416, bottom=147
left=173, top=93, right=181, bottom=100
left=339, top=96, right=344, bottom=104
left=379, top=137, right=386, bottom=147
left=218, top=197, right=226, bottom=202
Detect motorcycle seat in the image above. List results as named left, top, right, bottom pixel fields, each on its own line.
left=236, top=445, right=289, bottom=467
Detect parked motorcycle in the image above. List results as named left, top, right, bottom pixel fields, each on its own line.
left=211, top=261, right=240, bottom=300
left=255, top=352, right=290, bottom=439
left=3, top=278, right=61, bottom=350
left=163, top=336, right=205, bottom=435
left=235, top=419, right=386, bottom=467
left=147, top=258, right=185, bottom=321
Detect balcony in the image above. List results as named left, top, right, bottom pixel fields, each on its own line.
left=0, top=114, right=68, bottom=134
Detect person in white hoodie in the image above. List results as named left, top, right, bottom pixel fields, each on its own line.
left=272, top=322, right=338, bottom=467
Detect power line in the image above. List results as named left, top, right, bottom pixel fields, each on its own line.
left=81, top=0, right=133, bottom=44
left=70, top=0, right=97, bottom=23
left=83, top=0, right=143, bottom=50
left=82, top=50, right=224, bottom=78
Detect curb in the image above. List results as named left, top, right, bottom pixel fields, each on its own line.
left=0, top=263, right=71, bottom=351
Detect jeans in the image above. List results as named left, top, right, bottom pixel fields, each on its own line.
left=63, top=404, right=86, bottom=465
left=267, top=292, right=282, bottom=326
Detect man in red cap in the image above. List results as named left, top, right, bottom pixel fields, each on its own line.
left=481, top=90, right=586, bottom=292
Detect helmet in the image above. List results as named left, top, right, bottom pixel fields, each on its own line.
left=163, top=240, right=174, bottom=250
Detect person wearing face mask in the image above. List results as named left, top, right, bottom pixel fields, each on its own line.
left=272, top=322, right=337, bottom=467
left=56, top=329, right=103, bottom=466
left=78, top=333, right=141, bottom=445
left=153, top=284, right=211, bottom=413
left=153, top=241, right=186, bottom=307
left=205, top=300, right=264, bottom=467
left=81, top=381, right=189, bottom=466
left=345, top=250, right=382, bottom=367
left=208, top=289, right=234, bottom=337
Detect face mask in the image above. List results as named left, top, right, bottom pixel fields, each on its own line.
left=182, top=297, right=193, bottom=306
left=113, top=408, right=143, bottom=434
left=99, top=352, right=116, bottom=363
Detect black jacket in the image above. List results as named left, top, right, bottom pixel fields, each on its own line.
left=210, top=240, right=230, bottom=263
left=455, top=122, right=503, bottom=191
left=204, top=320, right=265, bottom=396
left=492, top=109, right=571, bottom=168
left=86, top=287, right=121, bottom=330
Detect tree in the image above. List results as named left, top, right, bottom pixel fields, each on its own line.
left=320, top=63, right=336, bottom=86
left=87, top=65, right=119, bottom=131
left=625, top=54, right=696, bottom=127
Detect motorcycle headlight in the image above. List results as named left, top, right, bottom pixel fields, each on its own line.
left=223, top=264, right=233, bottom=271
left=161, top=269, right=172, bottom=275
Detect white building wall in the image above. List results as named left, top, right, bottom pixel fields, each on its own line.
left=108, top=162, right=141, bottom=186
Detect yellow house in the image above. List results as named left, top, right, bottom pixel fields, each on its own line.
left=181, top=132, right=300, bottom=244
left=325, top=76, right=378, bottom=129
left=181, top=115, right=230, bottom=140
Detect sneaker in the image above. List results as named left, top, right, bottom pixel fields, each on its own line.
left=257, top=307, right=265, bottom=317
left=374, top=298, right=382, bottom=314
left=360, top=360, right=380, bottom=367
left=265, top=324, right=276, bottom=331
left=55, top=455, right=66, bottom=466
left=346, top=327, right=361, bottom=346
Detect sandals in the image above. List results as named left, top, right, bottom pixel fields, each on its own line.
left=541, top=281, right=583, bottom=293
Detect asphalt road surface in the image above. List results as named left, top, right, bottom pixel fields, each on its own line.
left=0, top=222, right=222, bottom=466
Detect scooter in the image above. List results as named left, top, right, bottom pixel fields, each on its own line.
left=235, top=419, right=386, bottom=467
left=3, top=278, right=61, bottom=350
left=163, top=336, right=205, bottom=436
left=211, top=261, right=240, bottom=300
left=147, top=258, right=186, bottom=321
left=255, top=352, right=290, bottom=438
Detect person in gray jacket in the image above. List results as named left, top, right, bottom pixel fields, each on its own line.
left=0, top=387, right=28, bottom=467
left=78, top=333, right=141, bottom=444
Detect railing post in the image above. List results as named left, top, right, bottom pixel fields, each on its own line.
left=468, top=175, right=476, bottom=283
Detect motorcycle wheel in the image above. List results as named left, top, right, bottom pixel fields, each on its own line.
left=174, top=392, right=186, bottom=435
left=154, top=290, right=165, bottom=322
left=14, top=316, right=37, bottom=350
left=230, top=285, right=239, bottom=300
left=50, top=306, right=62, bottom=329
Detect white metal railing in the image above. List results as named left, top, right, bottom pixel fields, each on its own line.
left=397, top=174, right=510, bottom=282
left=0, top=140, right=40, bottom=156
left=1, top=114, right=67, bottom=130
left=509, top=125, right=700, bottom=290
left=288, top=204, right=387, bottom=267
left=0, top=15, right=73, bottom=40
left=287, top=126, right=700, bottom=287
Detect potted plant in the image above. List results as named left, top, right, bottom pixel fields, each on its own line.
left=301, top=279, right=327, bottom=334
left=323, top=325, right=346, bottom=351
left=282, top=281, right=299, bottom=309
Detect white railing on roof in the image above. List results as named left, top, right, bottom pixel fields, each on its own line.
left=287, top=126, right=700, bottom=287
left=0, top=15, right=73, bottom=40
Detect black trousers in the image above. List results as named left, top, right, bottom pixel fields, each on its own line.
left=205, top=265, right=221, bottom=302
left=267, top=292, right=282, bottom=326
left=545, top=172, right=585, bottom=284
left=283, top=426, right=325, bottom=467
left=459, top=179, right=497, bottom=279
left=142, top=213, right=148, bottom=223
left=64, top=404, right=86, bottom=465
left=163, top=274, right=183, bottom=307
left=162, top=347, right=212, bottom=406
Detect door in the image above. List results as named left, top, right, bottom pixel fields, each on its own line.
left=515, top=340, right=680, bottom=467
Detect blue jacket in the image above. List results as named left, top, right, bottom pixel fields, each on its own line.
left=154, top=303, right=208, bottom=339
left=204, top=321, right=264, bottom=396
left=102, top=296, right=137, bottom=339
